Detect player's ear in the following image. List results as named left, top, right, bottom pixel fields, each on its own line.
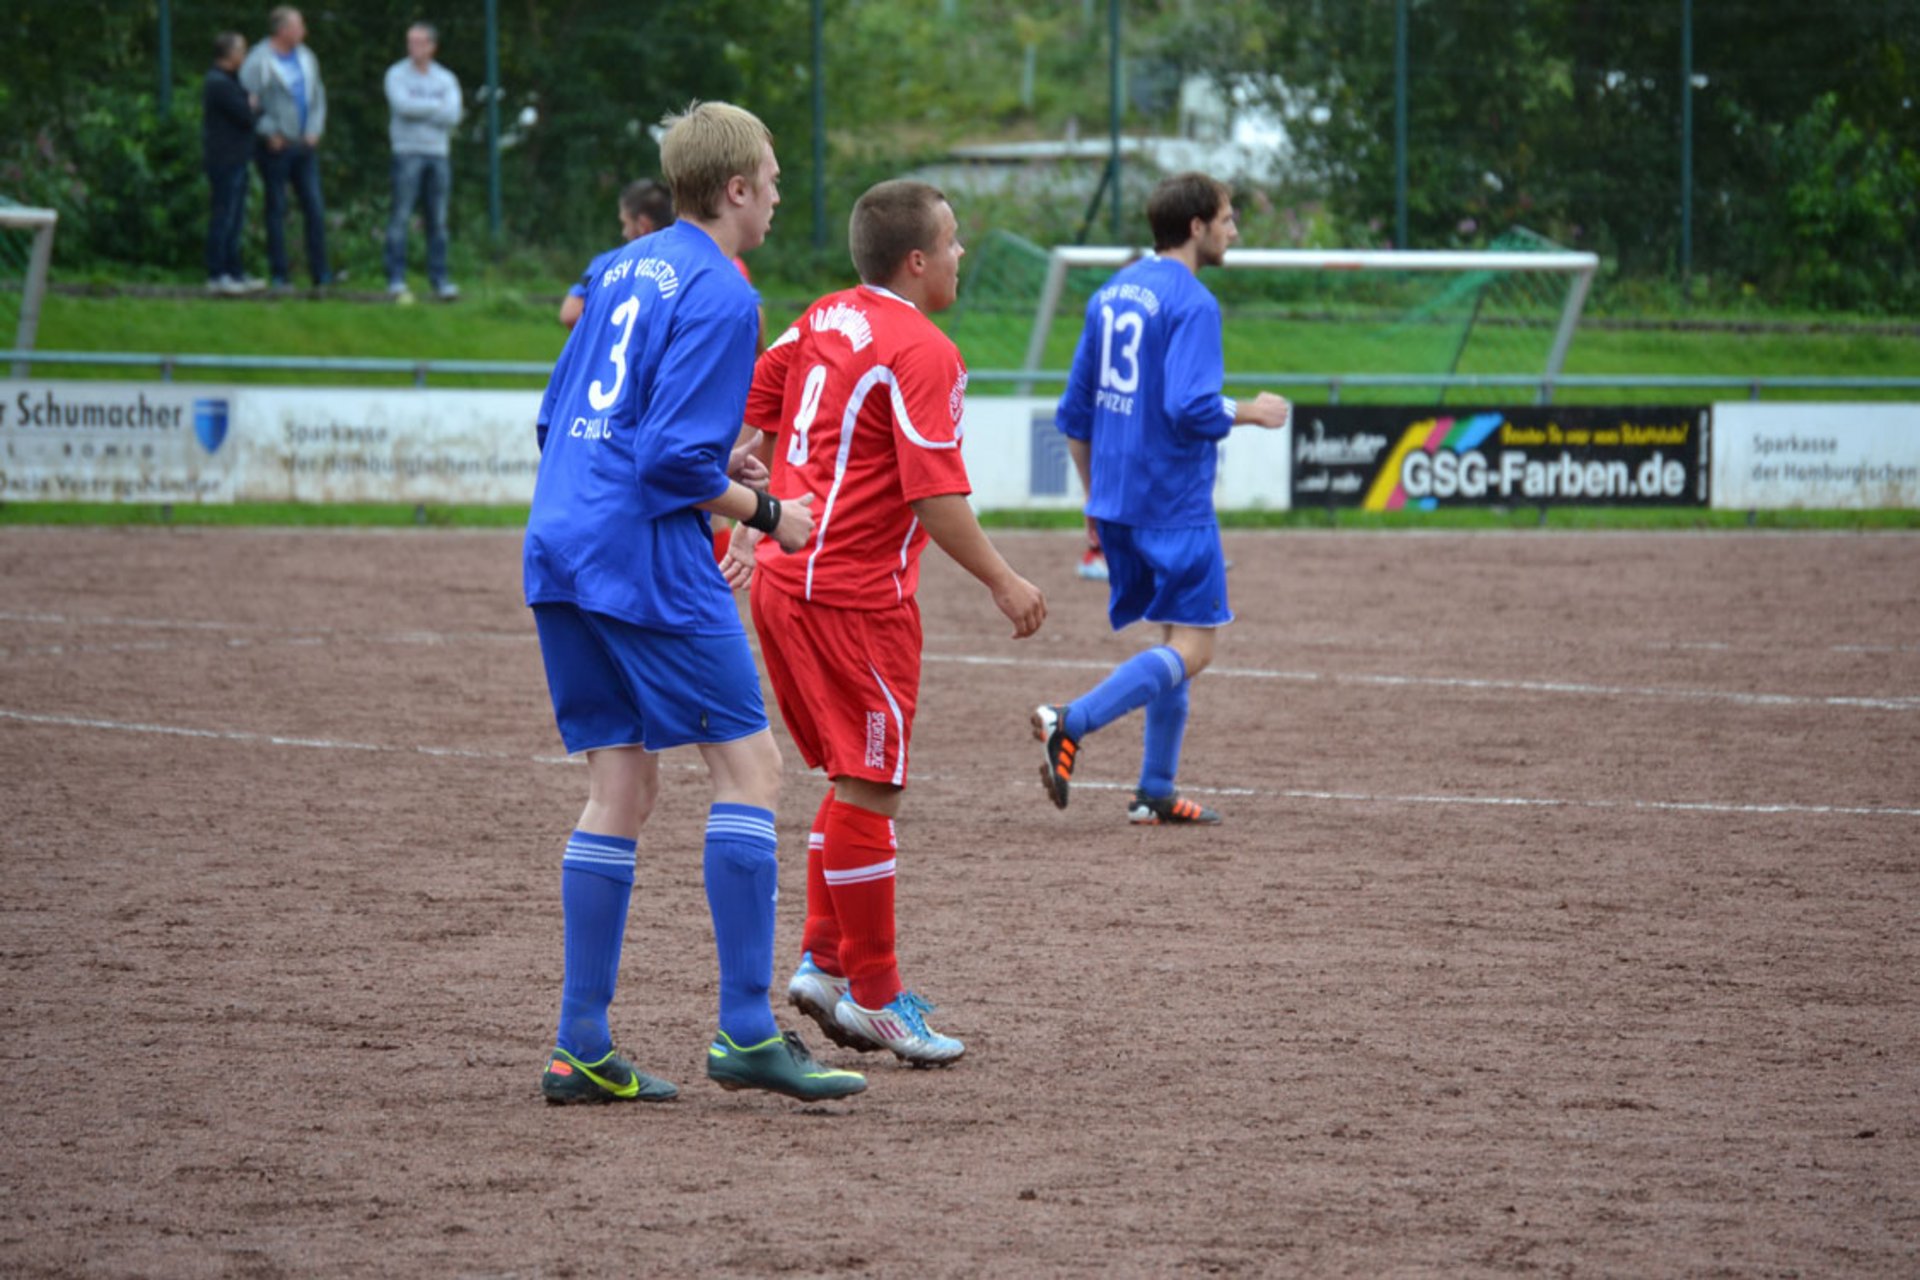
left=907, top=247, right=928, bottom=277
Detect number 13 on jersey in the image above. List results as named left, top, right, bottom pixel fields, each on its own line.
left=1098, top=304, right=1143, bottom=393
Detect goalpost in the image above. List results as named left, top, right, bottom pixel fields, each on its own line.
left=999, top=237, right=1599, bottom=396
left=1, top=202, right=59, bottom=377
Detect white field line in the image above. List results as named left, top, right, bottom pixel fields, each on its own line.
left=5, top=706, right=1919, bottom=821
left=5, top=610, right=1918, bottom=713
left=921, top=652, right=1920, bottom=713
left=12, top=607, right=1920, bottom=658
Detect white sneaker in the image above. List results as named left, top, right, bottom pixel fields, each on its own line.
left=237, top=275, right=269, bottom=293
left=787, top=952, right=880, bottom=1051
left=433, top=281, right=461, bottom=301
left=388, top=281, right=416, bottom=306
left=835, top=991, right=965, bottom=1066
left=207, top=275, right=247, bottom=295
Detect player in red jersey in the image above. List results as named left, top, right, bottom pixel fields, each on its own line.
left=726, top=179, right=1046, bottom=1065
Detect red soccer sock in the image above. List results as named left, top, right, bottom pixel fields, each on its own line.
left=800, top=789, right=844, bottom=976
left=822, top=799, right=901, bottom=1009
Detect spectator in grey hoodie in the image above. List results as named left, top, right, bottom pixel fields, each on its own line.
left=384, top=22, right=464, bottom=302
left=240, top=6, right=333, bottom=289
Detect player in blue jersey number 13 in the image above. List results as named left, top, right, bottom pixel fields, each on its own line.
left=1033, top=171, right=1291, bottom=826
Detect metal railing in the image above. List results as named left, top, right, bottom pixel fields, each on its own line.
left=4, top=349, right=1918, bottom=403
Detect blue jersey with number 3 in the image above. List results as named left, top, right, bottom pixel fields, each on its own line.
left=1055, top=256, right=1236, bottom=528
left=523, top=221, right=761, bottom=633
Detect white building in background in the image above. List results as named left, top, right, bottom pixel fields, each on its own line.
left=912, top=74, right=1313, bottom=200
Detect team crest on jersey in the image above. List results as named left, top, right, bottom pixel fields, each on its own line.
left=948, top=365, right=968, bottom=424
left=811, top=301, right=873, bottom=351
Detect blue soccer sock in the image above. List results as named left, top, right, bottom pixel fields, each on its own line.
left=1138, top=678, right=1191, bottom=798
left=555, top=830, right=637, bottom=1061
left=702, top=803, right=781, bottom=1047
left=1063, top=645, right=1188, bottom=741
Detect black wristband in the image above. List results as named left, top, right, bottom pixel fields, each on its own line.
left=742, top=488, right=783, bottom=535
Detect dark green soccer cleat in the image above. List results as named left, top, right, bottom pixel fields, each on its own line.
left=706, top=1029, right=868, bottom=1101
left=541, top=1046, right=679, bottom=1105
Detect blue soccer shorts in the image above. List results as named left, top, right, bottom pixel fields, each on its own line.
left=1095, top=519, right=1234, bottom=631
left=532, top=602, right=769, bottom=754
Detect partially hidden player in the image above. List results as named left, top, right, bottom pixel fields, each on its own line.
left=1033, top=171, right=1291, bottom=825
left=727, top=179, right=1046, bottom=1065
left=557, top=179, right=674, bottom=329
left=524, top=101, right=865, bottom=1105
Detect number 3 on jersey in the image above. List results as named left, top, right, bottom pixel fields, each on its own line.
left=785, top=363, right=828, bottom=467
left=587, top=296, right=640, bottom=412
left=1098, top=304, right=1143, bottom=393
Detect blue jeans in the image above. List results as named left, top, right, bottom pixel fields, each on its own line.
left=257, top=141, right=331, bottom=285
left=204, top=162, right=249, bottom=280
left=385, top=153, right=451, bottom=288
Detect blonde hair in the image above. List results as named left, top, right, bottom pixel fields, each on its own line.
left=658, top=101, right=772, bottom=221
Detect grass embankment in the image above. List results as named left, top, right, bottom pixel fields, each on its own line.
left=21, top=290, right=1920, bottom=399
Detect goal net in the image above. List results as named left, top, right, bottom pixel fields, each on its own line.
left=0, top=200, right=59, bottom=376
left=941, top=228, right=1598, bottom=401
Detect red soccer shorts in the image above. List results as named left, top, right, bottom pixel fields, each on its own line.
left=750, top=579, right=922, bottom=786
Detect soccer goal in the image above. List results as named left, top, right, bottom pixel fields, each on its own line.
left=949, top=228, right=1598, bottom=398
left=0, top=201, right=59, bottom=376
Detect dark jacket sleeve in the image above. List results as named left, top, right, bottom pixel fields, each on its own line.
left=204, top=71, right=255, bottom=131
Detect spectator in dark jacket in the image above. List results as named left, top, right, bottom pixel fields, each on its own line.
left=202, top=31, right=263, bottom=294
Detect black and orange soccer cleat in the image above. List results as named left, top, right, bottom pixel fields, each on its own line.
left=1032, top=704, right=1078, bottom=810
left=1126, top=789, right=1222, bottom=826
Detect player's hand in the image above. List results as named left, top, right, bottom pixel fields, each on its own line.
left=720, top=522, right=761, bottom=590
left=728, top=443, right=769, bottom=486
left=771, top=491, right=815, bottom=553
left=1243, top=392, right=1292, bottom=430
left=993, top=573, right=1046, bottom=639
left=267, top=133, right=287, bottom=152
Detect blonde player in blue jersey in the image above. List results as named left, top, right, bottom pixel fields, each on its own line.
left=1032, top=172, right=1291, bottom=825
left=524, top=101, right=864, bottom=1106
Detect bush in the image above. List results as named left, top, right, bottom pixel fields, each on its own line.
left=1721, top=94, right=1920, bottom=313
left=4, top=86, right=204, bottom=276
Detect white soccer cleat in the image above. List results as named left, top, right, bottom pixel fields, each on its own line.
left=787, top=952, right=880, bottom=1051
left=834, top=991, right=965, bottom=1066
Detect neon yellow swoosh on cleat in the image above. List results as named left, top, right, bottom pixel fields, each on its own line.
left=563, top=1051, right=640, bottom=1098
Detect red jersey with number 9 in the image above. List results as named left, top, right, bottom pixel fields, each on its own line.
left=746, top=285, right=972, bottom=610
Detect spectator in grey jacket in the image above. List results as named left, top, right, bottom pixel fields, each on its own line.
left=240, top=6, right=333, bottom=289
left=384, top=22, right=464, bottom=303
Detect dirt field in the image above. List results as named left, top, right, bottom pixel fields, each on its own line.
left=2, top=526, right=1916, bottom=1278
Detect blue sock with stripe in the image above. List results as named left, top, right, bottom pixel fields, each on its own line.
left=702, top=803, right=781, bottom=1047
left=1064, top=645, right=1187, bottom=740
left=1138, top=677, right=1191, bottom=798
left=555, top=830, right=636, bottom=1061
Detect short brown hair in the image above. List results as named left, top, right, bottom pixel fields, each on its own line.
left=848, top=180, right=948, bottom=286
left=1147, top=172, right=1230, bottom=251
left=658, top=101, right=772, bottom=221
left=619, top=180, right=674, bottom=230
